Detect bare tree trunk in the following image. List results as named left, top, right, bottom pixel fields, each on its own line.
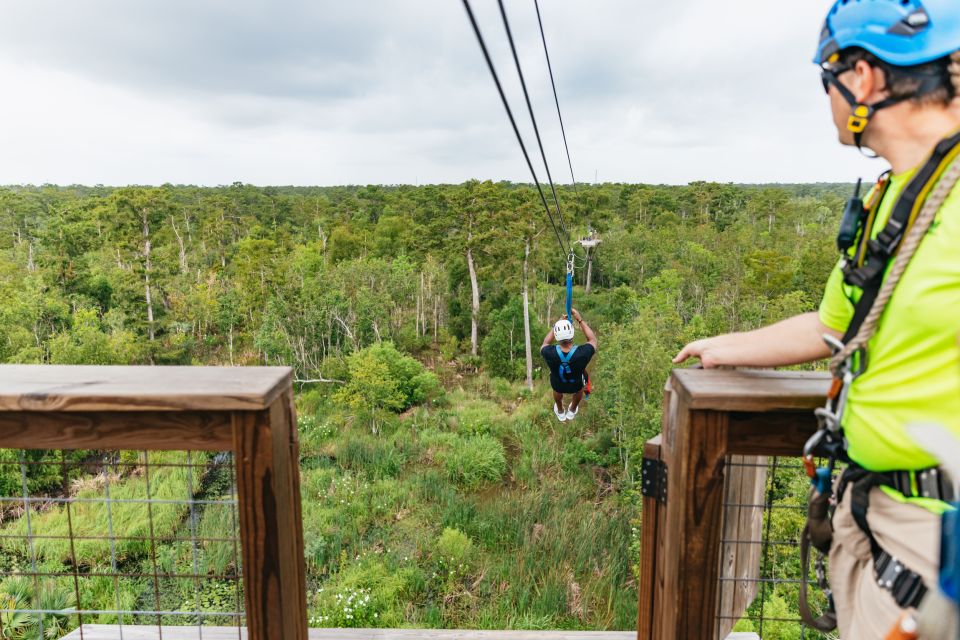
left=415, top=294, right=421, bottom=339
left=585, top=256, right=594, bottom=295
left=171, top=216, right=188, bottom=273
left=142, top=212, right=155, bottom=343
left=467, top=245, right=480, bottom=357
left=419, top=271, right=426, bottom=338
left=27, top=243, right=35, bottom=272
left=523, top=239, right=534, bottom=391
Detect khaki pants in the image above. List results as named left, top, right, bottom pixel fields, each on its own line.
left=830, top=481, right=941, bottom=639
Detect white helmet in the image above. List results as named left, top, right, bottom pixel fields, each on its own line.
left=554, top=319, right=575, bottom=342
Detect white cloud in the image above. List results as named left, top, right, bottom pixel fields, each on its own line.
left=0, top=0, right=879, bottom=186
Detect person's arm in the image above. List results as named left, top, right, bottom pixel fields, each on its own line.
left=571, top=309, right=597, bottom=349
left=673, top=312, right=839, bottom=369
left=541, top=326, right=555, bottom=349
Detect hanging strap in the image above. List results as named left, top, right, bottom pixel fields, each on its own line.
left=800, top=525, right=839, bottom=632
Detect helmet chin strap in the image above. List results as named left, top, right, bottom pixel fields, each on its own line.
left=822, top=69, right=905, bottom=157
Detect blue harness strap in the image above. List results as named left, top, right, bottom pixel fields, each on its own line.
left=565, top=271, right=573, bottom=320
left=555, top=344, right=578, bottom=384
left=944, top=506, right=960, bottom=605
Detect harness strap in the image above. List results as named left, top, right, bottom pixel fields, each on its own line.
left=839, top=130, right=960, bottom=348
left=555, top=345, right=578, bottom=384
left=840, top=467, right=929, bottom=610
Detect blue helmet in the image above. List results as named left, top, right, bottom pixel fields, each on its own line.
left=814, top=0, right=960, bottom=67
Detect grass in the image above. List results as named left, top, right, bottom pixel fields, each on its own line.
left=297, top=376, right=639, bottom=630
left=440, top=435, right=507, bottom=490
left=0, top=452, right=206, bottom=566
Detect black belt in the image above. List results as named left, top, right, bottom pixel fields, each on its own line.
left=885, top=466, right=956, bottom=502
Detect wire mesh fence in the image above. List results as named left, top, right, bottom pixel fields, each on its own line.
left=0, top=448, right=244, bottom=640
left=716, top=455, right=839, bottom=640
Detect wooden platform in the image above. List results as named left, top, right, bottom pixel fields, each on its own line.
left=62, top=626, right=760, bottom=640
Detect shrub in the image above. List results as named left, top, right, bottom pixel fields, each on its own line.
left=561, top=432, right=619, bottom=472
left=435, top=528, right=473, bottom=568
left=334, top=343, right=443, bottom=431
left=441, top=435, right=506, bottom=490
left=0, top=577, right=75, bottom=639
left=47, top=308, right=145, bottom=365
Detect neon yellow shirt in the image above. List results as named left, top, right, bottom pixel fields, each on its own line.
left=819, top=170, right=960, bottom=494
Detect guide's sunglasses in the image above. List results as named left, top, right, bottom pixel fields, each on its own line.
left=821, top=64, right=852, bottom=95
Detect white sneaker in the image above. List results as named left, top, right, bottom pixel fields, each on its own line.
left=554, top=404, right=567, bottom=422
left=565, top=405, right=579, bottom=421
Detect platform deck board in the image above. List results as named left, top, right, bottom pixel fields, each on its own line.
left=62, top=626, right=759, bottom=640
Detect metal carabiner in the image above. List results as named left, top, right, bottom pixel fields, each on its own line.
left=823, top=334, right=845, bottom=356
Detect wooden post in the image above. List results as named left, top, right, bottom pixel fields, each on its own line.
left=637, top=369, right=829, bottom=640
left=234, top=392, right=308, bottom=640
left=636, top=436, right=663, bottom=640
left=659, top=407, right=729, bottom=637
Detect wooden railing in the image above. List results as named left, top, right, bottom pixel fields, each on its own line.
left=0, top=365, right=309, bottom=640
left=637, top=369, right=830, bottom=640
left=0, top=365, right=824, bottom=640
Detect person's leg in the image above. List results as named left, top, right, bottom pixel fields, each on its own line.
left=830, top=482, right=941, bottom=638
left=553, top=390, right=565, bottom=412
left=568, top=390, right=584, bottom=412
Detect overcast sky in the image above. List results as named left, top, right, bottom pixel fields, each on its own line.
left=0, top=1, right=878, bottom=187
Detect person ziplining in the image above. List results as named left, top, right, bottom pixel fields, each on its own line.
left=461, top=0, right=597, bottom=418
left=540, top=308, right=596, bottom=422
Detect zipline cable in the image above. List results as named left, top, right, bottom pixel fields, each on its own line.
left=496, top=0, right=571, bottom=249
left=495, top=0, right=579, bottom=320
left=533, top=0, right=591, bottom=313
left=533, top=0, right=579, bottom=203
left=461, top=0, right=570, bottom=258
